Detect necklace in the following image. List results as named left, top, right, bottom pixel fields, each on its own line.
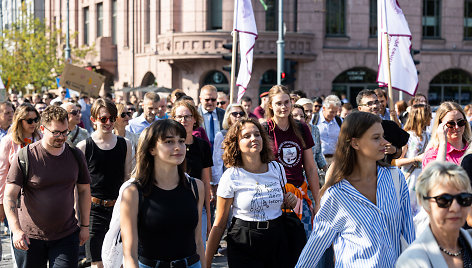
left=439, top=245, right=462, bottom=257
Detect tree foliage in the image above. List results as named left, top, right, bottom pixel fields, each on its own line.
left=0, top=5, right=94, bottom=92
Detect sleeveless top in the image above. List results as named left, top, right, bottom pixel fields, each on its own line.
left=85, top=136, right=127, bottom=200
left=138, top=182, right=198, bottom=261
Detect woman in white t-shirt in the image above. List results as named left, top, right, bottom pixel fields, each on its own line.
left=205, top=118, right=296, bottom=268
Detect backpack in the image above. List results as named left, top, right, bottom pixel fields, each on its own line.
left=312, top=113, right=342, bottom=127
left=101, top=175, right=199, bottom=268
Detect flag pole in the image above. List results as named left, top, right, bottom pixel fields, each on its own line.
left=383, top=32, right=395, bottom=111
left=229, top=31, right=238, bottom=104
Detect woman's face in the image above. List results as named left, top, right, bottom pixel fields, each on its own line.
left=173, top=106, right=196, bottom=134
left=442, top=110, right=466, bottom=142
left=352, top=122, right=388, bottom=161
left=302, top=104, right=313, bottom=120
left=229, top=106, right=244, bottom=126
left=150, top=133, right=186, bottom=166
left=238, top=122, right=263, bottom=156
left=116, top=107, right=131, bottom=128
left=291, top=107, right=306, bottom=123
left=21, top=111, right=39, bottom=136
left=426, top=182, right=470, bottom=234
left=270, top=93, right=291, bottom=119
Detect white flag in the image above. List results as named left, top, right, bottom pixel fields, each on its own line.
left=234, top=0, right=258, bottom=103
left=377, top=0, right=418, bottom=95
left=0, top=77, right=4, bottom=89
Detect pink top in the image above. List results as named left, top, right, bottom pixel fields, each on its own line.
left=0, top=134, right=22, bottom=204
left=422, top=142, right=469, bottom=168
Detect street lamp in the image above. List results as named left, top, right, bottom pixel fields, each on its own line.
left=65, top=0, right=71, bottom=61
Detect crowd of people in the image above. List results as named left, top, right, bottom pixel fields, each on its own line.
left=0, top=84, right=471, bottom=268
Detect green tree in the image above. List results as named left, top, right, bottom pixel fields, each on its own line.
left=0, top=5, right=94, bottom=92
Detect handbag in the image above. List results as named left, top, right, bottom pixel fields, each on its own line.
left=273, top=162, right=307, bottom=267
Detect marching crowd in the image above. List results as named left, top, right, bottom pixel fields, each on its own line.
left=0, top=84, right=471, bottom=268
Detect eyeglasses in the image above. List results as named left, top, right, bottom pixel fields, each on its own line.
left=23, top=117, right=39, bottom=124
left=359, top=100, right=380, bottom=107
left=424, top=193, right=472, bottom=208
left=43, top=125, right=70, bottom=137
left=204, top=98, right=217, bottom=102
left=120, top=112, right=132, bottom=118
left=174, top=115, right=193, bottom=121
left=445, top=119, right=467, bottom=129
left=230, top=111, right=245, bottom=118
left=69, top=110, right=81, bottom=116
left=217, top=101, right=227, bottom=106
left=97, top=116, right=117, bottom=123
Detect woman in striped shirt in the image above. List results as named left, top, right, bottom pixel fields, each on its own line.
left=296, top=111, right=415, bottom=267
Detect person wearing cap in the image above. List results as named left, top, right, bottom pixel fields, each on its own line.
left=253, top=91, right=269, bottom=123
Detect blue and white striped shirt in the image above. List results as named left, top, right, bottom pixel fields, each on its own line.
left=296, top=166, right=415, bottom=268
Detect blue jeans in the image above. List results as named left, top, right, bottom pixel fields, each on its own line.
left=138, top=260, right=201, bottom=268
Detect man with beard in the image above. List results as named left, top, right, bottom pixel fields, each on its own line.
left=4, top=105, right=91, bottom=267
left=126, top=92, right=161, bottom=134
left=77, top=98, right=132, bottom=268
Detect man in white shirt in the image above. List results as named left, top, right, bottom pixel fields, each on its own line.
left=126, top=92, right=161, bottom=134
left=316, top=95, right=342, bottom=165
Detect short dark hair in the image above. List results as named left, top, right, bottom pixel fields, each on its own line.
left=241, top=96, right=252, bottom=103
left=374, top=88, right=387, bottom=100
left=292, top=90, right=307, bottom=99
left=91, top=98, right=118, bottom=119
left=313, top=97, right=323, bottom=104
left=356, top=89, right=377, bottom=106
left=41, top=105, right=68, bottom=126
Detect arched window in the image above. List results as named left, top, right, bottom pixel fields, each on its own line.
left=326, top=0, right=345, bottom=36
left=203, top=71, right=228, bottom=91
left=332, top=67, right=377, bottom=105
left=423, top=0, right=441, bottom=38
left=429, top=69, right=472, bottom=106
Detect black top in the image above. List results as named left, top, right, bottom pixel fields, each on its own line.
left=461, top=154, right=472, bottom=187
left=85, top=136, right=127, bottom=200
left=459, top=232, right=472, bottom=268
left=381, top=120, right=410, bottom=164
left=138, top=182, right=198, bottom=261
left=185, top=135, right=213, bottom=180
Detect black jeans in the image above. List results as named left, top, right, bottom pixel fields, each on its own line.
left=226, top=218, right=289, bottom=268
left=86, top=203, right=113, bottom=262
left=13, top=229, right=79, bottom=268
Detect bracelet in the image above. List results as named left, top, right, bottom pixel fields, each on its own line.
left=80, top=224, right=89, bottom=228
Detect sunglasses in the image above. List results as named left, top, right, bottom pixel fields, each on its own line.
left=204, top=98, right=217, bottom=102
left=359, top=100, right=380, bottom=107
left=314, top=105, right=322, bottom=108
left=412, top=104, right=427, bottom=109
left=445, top=119, right=467, bottom=128
left=24, top=117, right=39, bottom=124
left=217, top=101, right=227, bottom=106
left=230, top=111, right=245, bottom=117
left=43, top=126, right=70, bottom=137
left=424, top=193, right=472, bottom=208
left=128, top=107, right=136, bottom=112
left=61, top=91, right=67, bottom=95
left=69, top=110, right=81, bottom=116
left=120, top=112, right=132, bottom=118
left=98, top=116, right=117, bottom=124
left=167, top=105, right=173, bottom=109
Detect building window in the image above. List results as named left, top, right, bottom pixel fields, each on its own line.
left=369, top=0, right=377, bottom=37
left=112, top=0, right=117, bottom=44
left=84, top=7, right=89, bottom=45
left=144, top=0, right=150, bottom=43
left=326, top=0, right=345, bottom=36
left=265, top=0, right=277, bottom=31
left=422, top=0, right=441, bottom=38
left=97, top=2, right=103, bottom=37
left=210, top=0, right=222, bottom=30
left=465, top=0, right=472, bottom=39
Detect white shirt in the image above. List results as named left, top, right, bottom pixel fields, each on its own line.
left=316, top=111, right=340, bottom=155
left=211, top=131, right=226, bottom=185
left=217, top=161, right=286, bottom=222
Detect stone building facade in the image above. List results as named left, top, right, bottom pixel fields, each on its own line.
left=43, top=0, right=472, bottom=105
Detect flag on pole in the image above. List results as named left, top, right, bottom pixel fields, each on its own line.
left=0, top=76, right=4, bottom=89
left=0, top=77, right=6, bottom=101
left=377, top=0, right=418, bottom=96
left=234, top=0, right=258, bottom=103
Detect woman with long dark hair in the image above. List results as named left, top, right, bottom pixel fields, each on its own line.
left=296, top=112, right=415, bottom=267
left=120, top=119, right=205, bottom=268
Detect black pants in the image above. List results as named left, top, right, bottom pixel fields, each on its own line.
left=226, top=217, right=289, bottom=268
left=13, top=230, right=79, bottom=268
left=85, top=203, right=113, bottom=262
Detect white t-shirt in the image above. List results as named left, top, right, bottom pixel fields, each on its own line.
left=217, top=161, right=286, bottom=222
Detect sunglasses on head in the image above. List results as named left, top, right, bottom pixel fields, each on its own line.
left=445, top=119, right=467, bottom=128
left=69, top=110, right=81, bottom=116
left=120, top=112, right=132, bottom=118
left=424, top=193, right=472, bottom=208
left=24, top=117, right=39, bottom=124
left=98, top=116, right=116, bottom=124
left=204, top=98, right=217, bottom=102
left=217, top=101, right=227, bottom=106
left=230, top=111, right=245, bottom=117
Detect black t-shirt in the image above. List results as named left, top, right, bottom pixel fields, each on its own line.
left=186, top=135, right=213, bottom=180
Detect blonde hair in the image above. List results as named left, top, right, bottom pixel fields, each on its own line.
left=403, top=104, right=432, bottom=140
left=416, top=161, right=472, bottom=211
left=222, top=104, right=247, bottom=130
left=10, top=104, right=41, bottom=146
left=428, top=102, right=471, bottom=150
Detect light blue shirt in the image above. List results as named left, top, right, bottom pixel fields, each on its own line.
left=309, top=123, right=327, bottom=169
left=0, top=127, right=8, bottom=140
left=296, top=166, right=415, bottom=268
left=316, top=112, right=340, bottom=155
left=201, top=109, right=220, bottom=141
left=126, top=114, right=158, bottom=134
left=380, top=107, right=391, bottom=121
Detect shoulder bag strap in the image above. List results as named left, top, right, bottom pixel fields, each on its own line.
left=71, top=126, right=80, bottom=143
left=189, top=176, right=199, bottom=203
